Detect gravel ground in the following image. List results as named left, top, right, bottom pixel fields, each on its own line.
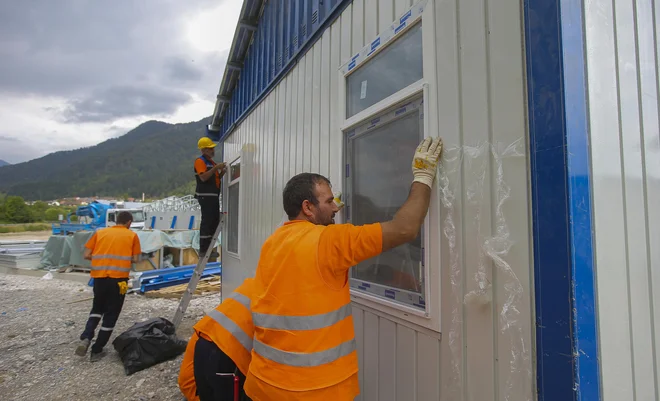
left=0, top=273, right=221, bottom=401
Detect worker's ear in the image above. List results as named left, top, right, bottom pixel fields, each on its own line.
left=301, top=200, right=315, bottom=217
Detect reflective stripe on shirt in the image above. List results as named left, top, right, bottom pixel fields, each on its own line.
left=254, top=338, right=357, bottom=367
left=91, top=254, right=132, bottom=261
left=252, top=303, right=352, bottom=331
left=207, top=309, right=253, bottom=352
left=90, top=265, right=131, bottom=272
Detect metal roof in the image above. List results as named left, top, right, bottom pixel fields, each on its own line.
left=207, top=0, right=353, bottom=142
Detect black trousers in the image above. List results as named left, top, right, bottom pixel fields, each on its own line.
left=80, top=277, right=127, bottom=354
left=198, top=195, right=220, bottom=254
left=194, top=337, right=248, bottom=401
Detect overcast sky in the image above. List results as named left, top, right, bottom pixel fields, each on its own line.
left=0, top=0, right=242, bottom=164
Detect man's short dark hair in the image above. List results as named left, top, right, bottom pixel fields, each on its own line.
left=283, top=173, right=331, bottom=219
left=116, top=211, right=133, bottom=225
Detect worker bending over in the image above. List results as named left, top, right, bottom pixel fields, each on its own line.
left=75, top=211, right=141, bottom=362
left=245, top=137, right=443, bottom=400
left=178, top=278, right=255, bottom=401
left=195, top=137, right=227, bottom=258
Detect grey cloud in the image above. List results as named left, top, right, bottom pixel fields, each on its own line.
left=0, top=136, right=19, bottom=142
left=62, top=85, right=193, bottom=123
left=0, top=0, right=229, bottom=99
left=166, top=57, right=205, bottom=82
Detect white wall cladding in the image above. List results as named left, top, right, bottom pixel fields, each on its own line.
left=222, top=0, right=534, bottom=399
left=584, top=0, right=660, bottom=399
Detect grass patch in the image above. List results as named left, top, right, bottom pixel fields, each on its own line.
left=0, top=223, right=50, bottom=233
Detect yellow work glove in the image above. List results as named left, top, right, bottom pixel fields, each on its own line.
left=118, top=281, right=128, bottom=295
left=412, top=137, right=443, bottom=188
left=333, top=192, right=345, bottom=210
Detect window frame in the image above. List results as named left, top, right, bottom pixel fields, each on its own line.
left=337, top=0, right=441, bottom=332
left=226, top=156, right=241, bottom=258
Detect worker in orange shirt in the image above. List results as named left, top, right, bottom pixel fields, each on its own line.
left=195, top=137, right=227, bottom=258
left=244, top=137, right=443, bottom=400
left=75, top=211, right=141, bottom=362
left=178, top=278, right=255, bottom=401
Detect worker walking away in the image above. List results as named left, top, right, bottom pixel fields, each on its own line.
left=195, top=137, right=227, bottom=259
left=75, top=211, right=141, bottom=362
left=245, top=137, right=443, bottom=401
left=178, top=278, right=255, bottom=401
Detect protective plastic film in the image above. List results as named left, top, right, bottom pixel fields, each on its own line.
left=439, top=137, right=531, bottom=400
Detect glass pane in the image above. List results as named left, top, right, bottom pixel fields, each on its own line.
left=227, top=183, right=240, bottom=254
left=346, top=23, right=423, bottom=118
left=230, top=160, right=241, bottom=181
left=349, top=110, right=424, bottom=305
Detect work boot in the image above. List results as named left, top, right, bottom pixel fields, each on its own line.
left=75, top=339, right=90, bottom=356
left=89, top=350, right=107, bottom=362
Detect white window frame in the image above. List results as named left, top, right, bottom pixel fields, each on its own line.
left=337, top=0, right=440, bottom=332
left=226, top=156, right=241, bottom=259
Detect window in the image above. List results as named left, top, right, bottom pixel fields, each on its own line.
left=227, top=158, right=241, bottom=255
left=346, top=23, right=423, bottom=118
left=345, top=98, right=426, bottom=310
left=339, top=1, right=438, bottom=326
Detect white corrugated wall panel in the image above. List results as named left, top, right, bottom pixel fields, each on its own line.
left=221, top=0, right=533, bottom=399
left=584, top=0, right=660, bottom=399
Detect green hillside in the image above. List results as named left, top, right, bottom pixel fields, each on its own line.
left=0, top=118, right=210, bottom=201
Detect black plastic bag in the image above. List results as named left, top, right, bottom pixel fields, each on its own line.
left=112, top=317, right=187, bottom=375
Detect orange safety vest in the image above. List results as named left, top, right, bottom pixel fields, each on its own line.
left=88, top=226, right=138, bottom=279
left=178, top=332, right=200, bottom=401
left=193, top=278, right=255, bottom=376
left=249, top=223, right=357, bottom=392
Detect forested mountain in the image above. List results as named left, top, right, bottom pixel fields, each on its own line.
left=0, top=118, right=211, bottom=200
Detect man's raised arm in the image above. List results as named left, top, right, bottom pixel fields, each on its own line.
left=381, top=136, right=443, bottom=252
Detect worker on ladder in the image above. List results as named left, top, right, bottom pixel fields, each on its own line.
left=244, top=137, right=443, bottom=400
left=194, top=137, right=227, bottom=259
left=178, top=277, right=255, bottom=401
left=75, top=211, right=141, bottom=362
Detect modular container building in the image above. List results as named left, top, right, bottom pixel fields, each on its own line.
left=206, top=0, right=660, bottom=400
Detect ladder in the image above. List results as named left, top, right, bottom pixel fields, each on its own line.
left=172, top=214, right=224, bottom=328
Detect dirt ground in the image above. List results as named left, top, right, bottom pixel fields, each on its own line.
left=0, top=273, right=221, bottom=401
left=0, top=231, right=53, bottom=241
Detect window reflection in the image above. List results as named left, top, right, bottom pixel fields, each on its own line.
left=346, top=23, right=423, bottom=117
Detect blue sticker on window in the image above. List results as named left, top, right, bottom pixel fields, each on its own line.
left=385, top=289, right=396, bottom=300
left=395, top=107, right=407, bottom=116
left=400, top=10, right=412, bottom=24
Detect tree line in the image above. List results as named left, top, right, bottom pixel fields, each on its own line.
left=0, top=193, right=78, bottom=224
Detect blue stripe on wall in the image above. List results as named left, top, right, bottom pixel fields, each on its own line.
left=523, top=0, right=602, bottom=400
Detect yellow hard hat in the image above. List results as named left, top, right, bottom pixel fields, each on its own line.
left=198, top=137, right=217, bottom=149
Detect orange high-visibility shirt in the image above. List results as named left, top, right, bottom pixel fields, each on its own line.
left=245, top=220, right=382, bottom=401
left=193, top=278, right=255, bottom=376
left=85, top=226, right=141, bottom=279
left=178, top=333, right=200, bottom=401
left=194, top=157, right=221, bottom=188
